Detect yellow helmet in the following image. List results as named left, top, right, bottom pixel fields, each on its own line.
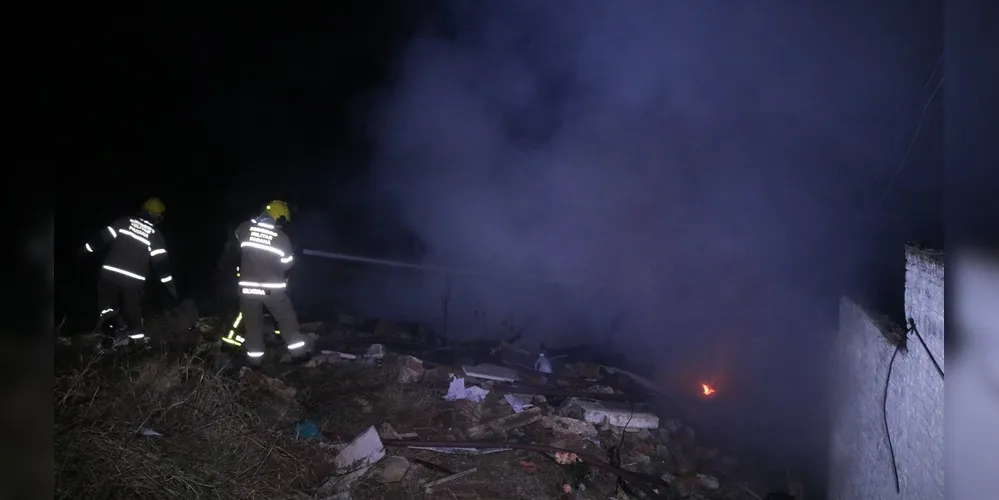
left=265, top=200, right=291, bottom=222
left=141, top=197, right=166, bottom=215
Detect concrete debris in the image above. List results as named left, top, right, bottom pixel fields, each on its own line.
left=541, top=415, right=599, bottom=438
left=559, top=398, right=659, bottom=429
left=373, top=456, right=410, bottom=483
left=503, top=393, right=534, bottom=413
left=395, top=355, right=425, bottom=384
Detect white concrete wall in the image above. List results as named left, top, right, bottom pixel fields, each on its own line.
left=829, top=245, right=945, bottom=500
left=949, top=249, right=999, bottom=500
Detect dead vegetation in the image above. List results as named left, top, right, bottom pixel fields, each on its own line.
left=54, top=348, right=332, bottom=500
left=55, top=313, right=783, bottom=500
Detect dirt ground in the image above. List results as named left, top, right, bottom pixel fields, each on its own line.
left=55, top=343, right=622, bottom=500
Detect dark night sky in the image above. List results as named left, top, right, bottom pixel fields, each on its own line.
left=54, top=1, right=956, bottom=491
left=58, top=2, right=943, bottom=310
left=57, top=5, right=420, bottom=317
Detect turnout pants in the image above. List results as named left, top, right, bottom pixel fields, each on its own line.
left=97, top=273, right=144, bottom=337
left=239, top=290, right=308, bottom=362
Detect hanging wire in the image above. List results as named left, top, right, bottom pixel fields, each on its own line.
left=875, top=74, right=944, bottom=206
left=908, top=317, right=945, bottom=379
left=882, top=319, right=944, bottom=494
left=882, top=330, right=906, bottom=493
left=873, top=36, right=945, bottom=207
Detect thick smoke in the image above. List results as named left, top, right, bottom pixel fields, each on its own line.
left=320, top=0, right=936, bottom=487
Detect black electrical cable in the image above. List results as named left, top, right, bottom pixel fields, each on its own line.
left=908, top=318, right=945, bottom=379
left=883, top=341, right=903, bottom=493
left=883, top=320, right=945, bottom=494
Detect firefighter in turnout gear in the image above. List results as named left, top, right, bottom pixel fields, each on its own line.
left=222, top=267, right=283, bottom=348
left=80, top=197, right=177, bottom=347
left=221, top=265, right=247, bottom=348
left=233, top=200, right=310, bottom=366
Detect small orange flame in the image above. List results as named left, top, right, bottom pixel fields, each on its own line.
left=701, top=383, right=716, bottom=396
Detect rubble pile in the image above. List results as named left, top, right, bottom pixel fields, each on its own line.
left=54, top=314, right=791, bottom=500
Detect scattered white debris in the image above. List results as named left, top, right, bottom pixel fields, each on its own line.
left=503, top=393, right=534, bottom=413
left=138, top=428, right=163, bottom=437
left=331, top=426, right=386, bottom=491
left=445, top=376, right=490, bottom=403
left=534, top=353, right=553, bottom=373
left=560, top=399, right=660, bottom=429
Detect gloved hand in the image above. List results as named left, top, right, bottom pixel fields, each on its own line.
left=165, top=281, right=178, bottom=300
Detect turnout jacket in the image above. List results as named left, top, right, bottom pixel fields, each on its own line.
left=85, top=215, right=173, bottom=285
left=234, top=217, right=294, bottom=294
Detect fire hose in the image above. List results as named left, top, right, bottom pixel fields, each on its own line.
left=302, top=249, right=587, bottom=287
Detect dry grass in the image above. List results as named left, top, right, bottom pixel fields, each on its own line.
left=55, top=346, right=623, bottom=500
left=288, top=356, right=453, bottom=441
left=54, top=345, right=335, bottom=500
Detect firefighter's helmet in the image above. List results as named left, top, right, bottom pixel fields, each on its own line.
left=142, top=197, right=166, bottom=215
left=265, top=200, right=291, bottom=223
